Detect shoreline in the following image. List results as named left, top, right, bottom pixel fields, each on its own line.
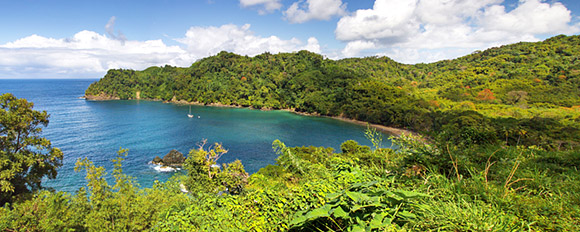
left=289, top=110, right=417, bottom=137
left=84, top=94, right=418, bottom=137
left=331, top=116, right=416, bottom=137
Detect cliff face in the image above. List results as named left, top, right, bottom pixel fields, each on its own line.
left=84, top=94, right=120, bottom=100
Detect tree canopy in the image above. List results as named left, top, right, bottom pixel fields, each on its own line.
left=0, top=93, right=63, bottom=205
left=85, top=35, right=580, bottom=149
left=2, top=35, right=580, bottom=230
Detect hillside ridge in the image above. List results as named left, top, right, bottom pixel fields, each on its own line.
left=85, top=34, right=580, bottom=148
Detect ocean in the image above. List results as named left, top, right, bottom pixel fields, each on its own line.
left=0, top=79, right=393, bottom=192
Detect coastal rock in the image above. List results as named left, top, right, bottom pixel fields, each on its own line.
left=152, top=156, right=163, bottom=165
left=154, top=149, right=186, bottom=167
left=83, top=94, right=120, bottom=100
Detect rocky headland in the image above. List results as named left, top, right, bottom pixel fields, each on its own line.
left=152, top=149, right=186, bottom=167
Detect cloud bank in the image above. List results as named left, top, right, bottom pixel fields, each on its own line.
left=239, top=0, right=282, bottom=14
left=0, top=23, right=321, bottom=78
left=336, top=0, right=579, bottom=63
left=240, top=0, right=347, bottom=23
left=0, top=31, right=190, bottom=78
left=284, top=0, right=347, bottom=23
left=1, top=0, right=579, bottom=78
left=176, top=24, right=320, bottom=58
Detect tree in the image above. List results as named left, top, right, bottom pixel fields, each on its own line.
left=0, top=93, right=63, bottom=205
left=506, top=90, right=528, bottom=107
left=340, top=140, right=371, bottom=154
left=182, top=140, right=249, bottom=195
left=476, top=88, right=496, bottom=101
left=216, top=160, right=248, bottom=195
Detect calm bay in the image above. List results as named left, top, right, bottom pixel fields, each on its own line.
left=0, top=79, right=393, bottom=192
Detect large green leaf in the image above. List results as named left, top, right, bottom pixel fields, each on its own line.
left=369, top=196, right=382, bottom=204
left=397, top=210, right=417, bottom=219
left=351, top=204, right=366, bottom=212
left=289, top=216, right=308, bottom=226
left=346, top=191, right=370, bottom=203
left=349, top=181, right=378, bottom=190
left=393, top=190, right=429, bottom=199
left=325, top=192, right=342, bottom=201
left=305, top=204, right=332, bottom=219
left=332, top=205, right=349, bottom=219
left=369, top=211, right=390, bottom=229
left=349, top=223, right=367, bottom=232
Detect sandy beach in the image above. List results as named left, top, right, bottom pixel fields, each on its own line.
left=85, top=94, right=418, bottom=137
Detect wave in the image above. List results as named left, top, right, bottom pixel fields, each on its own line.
left=148, top=162, right=181, bottom=172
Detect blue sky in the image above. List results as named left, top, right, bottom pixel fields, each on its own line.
left=0, top=0, right=579, bottom=78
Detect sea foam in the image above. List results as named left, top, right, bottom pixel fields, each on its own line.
left=149, top=162, right=181, bottom=172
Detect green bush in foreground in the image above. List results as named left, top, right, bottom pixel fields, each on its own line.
left=1, top=134, right=579, bottom=231
left=85, top=35, right=580, bottom=149
left=0, top=93, right=63, bottom=205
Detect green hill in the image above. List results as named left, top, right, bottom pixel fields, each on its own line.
left=86, top=34, right=580, bottom=149
left=3, top=35, right=579, bottom=231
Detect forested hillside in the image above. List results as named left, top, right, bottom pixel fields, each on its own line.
left=2, top=35, right=579, bottom=231
left=86, top=34, right=580, bottom=149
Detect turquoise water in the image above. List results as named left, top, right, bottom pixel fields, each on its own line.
left=0, top=79, right=393, bottom=192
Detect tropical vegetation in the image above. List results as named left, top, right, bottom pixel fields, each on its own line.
left=1, top=34, right=579, bottom=231
left=85, top=34, right=580, bottom=149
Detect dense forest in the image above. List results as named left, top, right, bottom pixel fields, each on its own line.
left=1, top=35, right=579, bottom=231
left=86, top=34, right=580, bottom=149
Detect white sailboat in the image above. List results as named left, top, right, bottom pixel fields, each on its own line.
left=187, top=105, right=194, bottom=118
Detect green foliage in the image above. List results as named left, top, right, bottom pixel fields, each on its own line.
left=75, top=157, right=110, bottom=204
left=0, top=190, right=88, bottom=231
left=159, top=135, right=580, bottom=231
left=183, top=140, right=249, bottom=195
left=85, top=35, right=580, bottom=149
left=1, top=135, right=579, bottom=231
left=0, top=93, right=63, bottom=205
left=273, top=139, right=308, bottom=175
left=437, top=110, right=499, bottom=147
left=8, top=149, right=193, bottom=231
left=73, top=148, right=172, bottom=231
left=413, top=198, right=527, bottom=231
left=159, top=139, right=398, bottom=231
left=392, top=134, right=440, bottom=171
left=364, top=126, right=384, bottom=150
left=340, top=140, right=371, bottom=154
left=4, top=35, right=580, bottom=231
left=216, top=160, right=249, bottom=195
left=290, top=181, right=428, bottom=231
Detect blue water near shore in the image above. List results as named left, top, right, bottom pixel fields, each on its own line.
left=0, top=79, right=393, bottom=192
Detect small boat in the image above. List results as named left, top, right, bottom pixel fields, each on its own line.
left=187, top=105, right=194, bottom=118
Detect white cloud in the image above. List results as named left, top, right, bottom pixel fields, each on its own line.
left=175, top=24, right=321, bottom=57
left=379, top=47, right=475, bottom=64
left=0, top=31, right=193, bottom=78
left=304, top=37, right=322, bottom=53
left=335, top=0, right=419, bottom=42
left=284, top=0, right=347, bottom=23
left=240, top=0, right=282, bottom=14
left=0, top=24, right=322, bottom=78
left=105, top=16, right=127, bottom=44
left=415, top=0, right=501, bottom=26
left=342, top=40, right=376, bottom=57
left=482, top=0, right=575, bottom=34
left=336, top=0, right=580, bottom=63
